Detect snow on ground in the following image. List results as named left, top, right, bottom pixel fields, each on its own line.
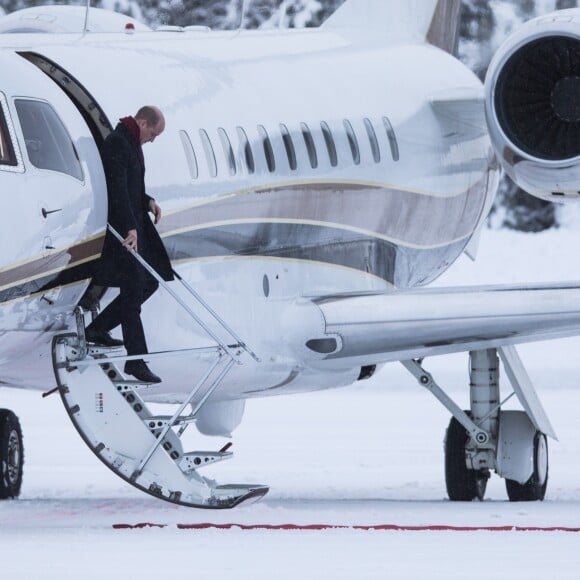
left=2, top=227, right=580, bottom=578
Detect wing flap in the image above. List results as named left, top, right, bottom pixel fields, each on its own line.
left=306, top=283, right=580, bottom=366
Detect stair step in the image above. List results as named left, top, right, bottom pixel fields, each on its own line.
left=113, top=379, right=159, bottom=392
left=87, top=344, right=124, bottom=356
left=144, top=415, right=189, bottom=432
left=49, top=276, right=265, bottom=508
left=180, top=450, right=233, bottom=472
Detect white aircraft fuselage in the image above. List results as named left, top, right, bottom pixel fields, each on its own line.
left=0, top=25, right=497, bottom=400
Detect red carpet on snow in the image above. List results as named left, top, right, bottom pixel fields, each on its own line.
left=112, top=522, right=580, bottom=532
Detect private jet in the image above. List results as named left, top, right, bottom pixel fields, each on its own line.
left=0, top=0, right=578, bottom=508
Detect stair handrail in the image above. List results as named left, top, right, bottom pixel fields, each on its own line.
left=107, top=224, right=260, bottom=363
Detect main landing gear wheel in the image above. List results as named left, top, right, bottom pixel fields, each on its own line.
left=445, top=415, right=489, bottom=501
left=0, top=409, right=23, bottom=499
left=505, top=432, right=548, bottom=502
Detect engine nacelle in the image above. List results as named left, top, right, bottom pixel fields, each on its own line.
left=485, top=9, right=580, bottom=201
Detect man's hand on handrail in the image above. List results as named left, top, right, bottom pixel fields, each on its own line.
left=123, top=229, right=138, bottom=252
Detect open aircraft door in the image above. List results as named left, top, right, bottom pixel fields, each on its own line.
left=0, top=51, right=107, bottom=386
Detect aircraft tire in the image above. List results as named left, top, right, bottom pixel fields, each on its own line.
left=0, top=409, right=23, bottom=499
left=505, top=432, right=548, bottom=502
left=445, top=414, right=488, bottom=501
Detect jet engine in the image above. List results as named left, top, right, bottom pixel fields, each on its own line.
left=485, top=10, right=580, bottom=201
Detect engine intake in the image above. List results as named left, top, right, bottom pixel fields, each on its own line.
left=485, top=11, right=580, bottom=201
left=495, top=35, right=580, bottom=161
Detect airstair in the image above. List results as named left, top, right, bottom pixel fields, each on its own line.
left=51, top=226, right=268, bottom=508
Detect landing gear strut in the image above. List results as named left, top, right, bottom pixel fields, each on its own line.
left=403, top=347, right=555, bottom=502
left=0, top=409, right=23, bottom=499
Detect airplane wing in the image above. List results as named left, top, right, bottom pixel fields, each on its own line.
left=298, top=282, right=580, bottom=367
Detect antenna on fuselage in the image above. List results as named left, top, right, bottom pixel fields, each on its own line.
left=239, top=0, right=247, bottom=29
left=279, top=0, right=288, bottom=28
left=83, top=0, right=91, bottom=34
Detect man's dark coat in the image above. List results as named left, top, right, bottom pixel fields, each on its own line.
left=94, top=122, right=173, bottom=286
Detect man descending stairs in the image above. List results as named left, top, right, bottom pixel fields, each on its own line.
left=51, top=228, right=264, bottom=508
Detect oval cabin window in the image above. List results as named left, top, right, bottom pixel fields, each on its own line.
left=258, top=125, right=276, bottom=173
left=383, top=116, right=400, bottom=161
left=364, top=117, right=381, bottom=164
left=343, top=119, right=360, bottom=165
left=218, top=127, right=237, bottom=176
left=279, top=124, right=297, bottom=171
left=179, top=130, right=198, bottom=179
left=301, top=122, right=318, bottom=169
left=199, top=128, right=218, bottom=178
left=321, top=121, right=338, bottom=167
left=237, top=126, right=255, bottom=174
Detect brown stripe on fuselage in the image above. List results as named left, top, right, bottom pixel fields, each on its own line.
left=158, top=178, right=488, bottom=248
left=0, top=235, right=103, bottom=292
left=0, top=177, right=486, bottom=297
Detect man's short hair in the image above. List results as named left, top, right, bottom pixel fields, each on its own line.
left=135, top=106, right=161, bottom=128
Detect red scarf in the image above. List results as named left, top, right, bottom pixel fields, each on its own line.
left=120, top=116, right=144, bottom=166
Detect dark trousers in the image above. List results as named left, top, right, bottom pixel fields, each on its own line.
left=88, top=271, right=158, bottom=356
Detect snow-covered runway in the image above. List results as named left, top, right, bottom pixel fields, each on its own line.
left=2, top=368, right=580, bottom=579
left=2, top=229, right=580, bottom=578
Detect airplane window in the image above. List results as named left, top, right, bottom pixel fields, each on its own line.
left=218, top=127, right=236, bottom=176
left=279, top=124, right=297, bottom=171
left=343, top=119, right=360, bottom=165
left=258, top=125, right=276, bottom=173
left=199, top=129, right=218, bottom=178
left=0, top=105, right=17, bottom=167
left=179, top=130, right=198, bottom=179
left=236, top=127, right=255, bottom=174
left=300, top=122, right=318, bottom=169
left=364, top=118, right=381, bottom=163
left=321, top=121, right=338, bottom=167
left=383, top=116, right=400, bottom=161
left=15, top=99, right=83, bottom=180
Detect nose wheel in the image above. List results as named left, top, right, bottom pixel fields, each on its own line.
left=0, top=409, right=23, bottom=499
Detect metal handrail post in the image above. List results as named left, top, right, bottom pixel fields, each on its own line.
left=187, top=358, right=235, bottom=422
left=133, top=353, right=223, bottom=478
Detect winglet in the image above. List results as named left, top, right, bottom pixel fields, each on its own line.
left=323, top=0, right=461, bottom=54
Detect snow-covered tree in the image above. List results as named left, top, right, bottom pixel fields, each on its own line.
left=137, top=0, right=232, bottom=28
left=459, top=0, right=495, bottom=78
